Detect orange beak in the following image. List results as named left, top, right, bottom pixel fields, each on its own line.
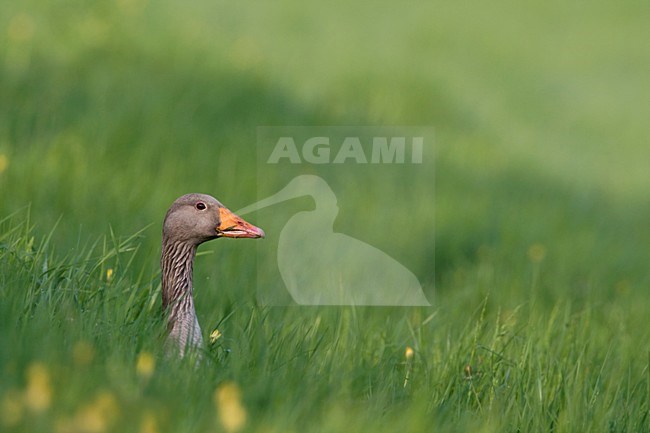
left=216, top=207, right=265, bottom=239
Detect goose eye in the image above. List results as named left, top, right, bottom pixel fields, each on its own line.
left=195, top=202, right=206, bottom=210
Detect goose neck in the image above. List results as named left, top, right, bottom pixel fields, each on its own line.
left=161, top=239, right=203, bottom=352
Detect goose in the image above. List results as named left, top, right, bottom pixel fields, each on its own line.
left=161, top=193, right=264, bottom=356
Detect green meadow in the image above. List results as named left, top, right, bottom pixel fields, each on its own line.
left=1, top=0, right=649, bottom=432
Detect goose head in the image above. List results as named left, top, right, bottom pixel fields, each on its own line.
left=163, top=193, right=265, bottom=245
left=160, top=193, right=264, bottom=356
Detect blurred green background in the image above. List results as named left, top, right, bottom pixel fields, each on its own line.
left=1, top=0, right=649, bottom=432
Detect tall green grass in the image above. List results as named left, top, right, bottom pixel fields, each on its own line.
left=1, top=0, right=649, bottom=431
left=2, top=210, right=647, bottom=432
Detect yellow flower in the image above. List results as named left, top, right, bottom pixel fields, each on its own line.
left=215, top=382, right=247, bottom=433
left=73, top=341, right=95, bottom=367
left=71, top=391, right=119, bottom=433
left=105, top=268, right=114, bottom=282
left=136, top=352, right=155, bottom=380
left=1, top=389, right=24, bottom=427
left=0, top=154, right=8, bottom=174
left=24, top=362, right=52, bottom=412
left=139, top=411, right=159, bottom=433
left=403, top=347, right=415, bottom=387
left=405, top=346, right=414, bottom=361
left=209, top=329, right=223, bottom=344
left=527, top=243, right=547, bottom=264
